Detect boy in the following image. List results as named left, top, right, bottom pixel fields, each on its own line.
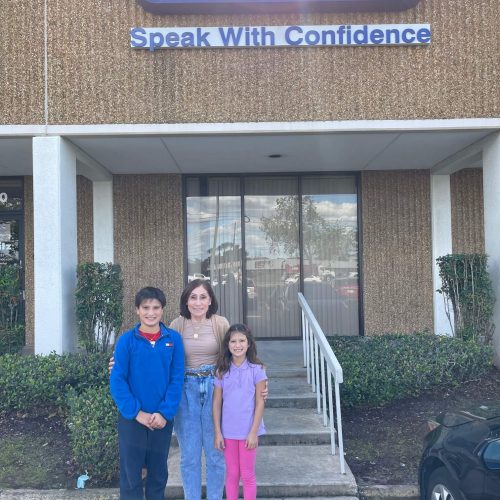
left=110, top=287, right=184, bottom=500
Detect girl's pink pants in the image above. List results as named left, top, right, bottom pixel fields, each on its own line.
left=223, top=438, right=257, bottom=500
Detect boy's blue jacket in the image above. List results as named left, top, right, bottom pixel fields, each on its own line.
left=110, top=322, right=185, bottom=421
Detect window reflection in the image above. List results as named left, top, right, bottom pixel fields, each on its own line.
left=301, top=176, right=359, bottom=336
left=186, top=178, right=243, bottom=325
left=185, top=175, right=359, bottom=337
left=245, top=177, right=300, bottom=337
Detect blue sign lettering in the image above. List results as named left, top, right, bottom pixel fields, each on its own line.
left=130, top=24, right=431, bottom=50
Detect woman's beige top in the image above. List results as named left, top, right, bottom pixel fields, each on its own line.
left=169, top=314, right=230, bottom=370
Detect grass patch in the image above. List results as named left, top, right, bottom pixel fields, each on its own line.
left=0, top=412, right=73, bottom=489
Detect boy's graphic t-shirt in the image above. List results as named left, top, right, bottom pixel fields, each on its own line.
left=214, top=360, right=267, bottom=440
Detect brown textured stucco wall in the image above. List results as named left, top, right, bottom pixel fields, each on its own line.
left=0, top=1, right=45, bottom=124
left=3, top=0, right=496, bottom=125
left=24, top=177, right=34, bottom=348
left=77, top=176, right=94, bottom=263
left=114, top=174, right=184, bottom=329
left=451, top=168, right=485, bottom=254
left=48, top=0, right=500, bottom=124
left=361, top=170, right=433, bottom=335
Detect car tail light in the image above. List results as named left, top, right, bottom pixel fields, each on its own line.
left=427, top=419, right=440, bottom=433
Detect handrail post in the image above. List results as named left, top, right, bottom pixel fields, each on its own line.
left=327, top=368, right=336, bottom=455
left=315, top=339, right=321, bottom=413
left=335, top=380, right=345, bottom=474
left=305, top=319, right=311, bottom=385
left=302, top=309, right=306, bottom=367
left=320, top=353, right=327, bottom=426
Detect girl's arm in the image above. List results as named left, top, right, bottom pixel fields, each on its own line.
left=212, top=386, right=225, bottom=450
left=246, top=379, right=267, bottom=449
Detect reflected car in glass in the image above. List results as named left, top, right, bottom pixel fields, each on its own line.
left=246, top=278, right=257, bottom=308
left=419, top=402, right=500, bottom=500
left=334, top=277, right=358, bottom=300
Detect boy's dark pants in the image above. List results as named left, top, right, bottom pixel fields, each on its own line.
left=118, top=414, right=174, bottom=500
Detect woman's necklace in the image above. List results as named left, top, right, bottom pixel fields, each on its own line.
left=191, top=319, right=205, bottom=339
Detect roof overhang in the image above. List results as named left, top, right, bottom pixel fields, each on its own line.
left=0, top=119, right=498, bottom=177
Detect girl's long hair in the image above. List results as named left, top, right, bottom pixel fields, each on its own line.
left=216, top=323, right=263, bottom=378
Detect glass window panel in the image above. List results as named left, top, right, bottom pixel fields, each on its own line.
left=186, top=177, right=242, bottom=325
left=0, top=220, right=20, bottom=265
left=244, top=177, right=300, bottom=337
left=302, top=176, right=359, bottom=336
left=0, top=178, right=23, bottom=212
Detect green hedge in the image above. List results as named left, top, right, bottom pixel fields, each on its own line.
left=66, top=386, right=118, bottom=483
left=0, top=352, right=109, bottom=411
left=330, top=333, right=494, bottom=408
left=0, top=325, right=24, bottom=355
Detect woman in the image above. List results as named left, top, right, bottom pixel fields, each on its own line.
left=170, top=278, right=228, bottom=500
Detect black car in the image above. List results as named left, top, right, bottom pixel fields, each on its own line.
left=419, top=402, right=500, bottom=500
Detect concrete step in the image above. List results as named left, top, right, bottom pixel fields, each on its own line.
left=258, top=497, right=359, bottom=500
left=258, top=498, right=359, bottom=500
left=172, top=407, right=330, bottom=447
left=260, top=407, right=332, bottom=445
left=266, top=376, right=316, bottom=408
left=165, top=445, right=357, bottom=498
left=258, top=340, right=306, bottom=379
left=266, top=366, right=308, bottom=378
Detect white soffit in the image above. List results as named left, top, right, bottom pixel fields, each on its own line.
left=0, top=122, right=497, bottom=175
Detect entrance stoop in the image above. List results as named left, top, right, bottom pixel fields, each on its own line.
left=166, top=340, right=359, bottom=499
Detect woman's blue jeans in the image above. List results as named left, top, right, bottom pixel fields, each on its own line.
left=174, top=367, right=225, bottom=500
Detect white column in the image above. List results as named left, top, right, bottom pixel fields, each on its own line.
left=483, top=132, right=500, bottom=367
left=93, top=181, right=114, bottom=263
left=33, top=136, right=77, bottom=354
left=430, top=174, right=453, bottom=336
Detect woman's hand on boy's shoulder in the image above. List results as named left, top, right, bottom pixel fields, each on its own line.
left=108, top=356, right=115, bottom=375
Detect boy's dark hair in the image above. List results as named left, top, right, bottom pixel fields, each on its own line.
left=216, top=323, right=263, bottom=377
left=179, top=279, right=218, bottom=319
left=135, top=287, right=166, bottom=308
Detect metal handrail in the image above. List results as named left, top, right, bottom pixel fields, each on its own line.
left=298, top=292, right=346, bottom=474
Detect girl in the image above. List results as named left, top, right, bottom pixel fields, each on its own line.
left=212, top=324, right=267, bottom=500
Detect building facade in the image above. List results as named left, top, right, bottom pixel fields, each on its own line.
left=0, top=0, right=499, bottom=360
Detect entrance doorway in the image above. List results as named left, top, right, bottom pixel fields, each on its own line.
left=185, top=174, right=359, bottom=338
left=0, top=178, right=25, bottom=343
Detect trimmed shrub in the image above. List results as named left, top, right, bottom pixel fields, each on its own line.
left=0, top=325, right=24, bottom=355
left=0, top=263, right=25, bottom=355
left=330, top=333, right=493, bottom=408
left=0, top=352, right=109, bottom=411
left=76, top=262, right=123, bottom=353
left=66, top=386, right=118, bottom=483
left=437, top=253, right=495, bottom=344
